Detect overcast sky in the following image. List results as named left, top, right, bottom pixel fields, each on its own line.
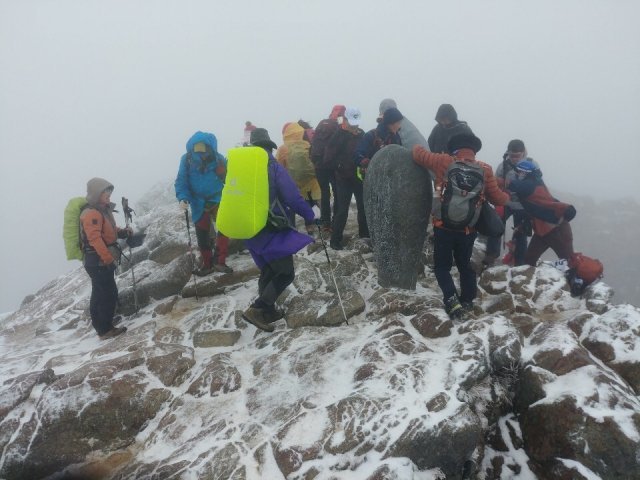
left=1, top=0, right=639, bottom=312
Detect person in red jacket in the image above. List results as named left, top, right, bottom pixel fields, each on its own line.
left=507, top=160, right=576, bottom=266
left=80, top=177, right=131, bottom=339
left=413, top=134, right=509, bottom=319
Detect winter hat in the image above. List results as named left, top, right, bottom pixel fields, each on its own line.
left=329, top=105, right=346, bottom=120
left=507, top=139, right=526, bottom=153
left=344, top=107, right=363, bottom=126
left=250, top=128, right=277, bottom=150
left=435, top=104, right=458, bottom=123
left=379, top=98, right=397, bottom=115
left=447, top=133, right=482, bottom=154
left=382, top=107, right=403, bottom=126
left=515, top=160, right=538, bottom=174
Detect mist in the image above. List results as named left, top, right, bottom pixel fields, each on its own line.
left=1, top=0, right=639, bottom=312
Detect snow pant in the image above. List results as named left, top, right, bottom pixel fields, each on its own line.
left=195, top=203, right=229, bottom=267
left=524, top=222, right=574, bottom=266
left=433, top=227, right=478, bottom=303
left=331, top=176, right=369, bottom=245
left=315, top=167, right=337, bottom=228
left=253, top=255, right=295, bottom=309
left=485, top=208, right=530, bottom=266
left=85, top=265, right=118, bottom=335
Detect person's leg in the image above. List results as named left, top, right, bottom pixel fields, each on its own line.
left=353, top=179, right=369, bottom=238
left=433, top=228, right=458, bottom=303
left=255, top=256, right=295, bottom=308
left=512, top=211, right=530, bottom=266
left=210, top=204, right=231, bottom=270
left=85, top=266, right=116, bottom=335
left=329, top=170, right=338, bottom=224
left=454, top=232, right=478, bottom=303
left=330, top=177, right=352, bottom=248
left=547, top=223, right=574, bottom=261
left=524, top=234, right=548, bottom=266
left=194, top=211, right=213, bottom=268
left=316, top=168, right=332, bottom=228
left=484, top=235, right=502, bottom=262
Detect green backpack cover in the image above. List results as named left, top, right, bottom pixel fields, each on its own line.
left=63, top=197, right=88, bottom=261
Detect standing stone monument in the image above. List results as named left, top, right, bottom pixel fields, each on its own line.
left=364, top=144, right=432, bottom=289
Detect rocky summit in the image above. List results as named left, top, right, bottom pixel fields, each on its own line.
left=0, top=181, right=639, bottom=480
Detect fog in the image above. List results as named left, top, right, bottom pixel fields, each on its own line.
left=1, top=0, right=639, bottom=312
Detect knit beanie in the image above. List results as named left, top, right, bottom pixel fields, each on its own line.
left=447, top=134, right=482, bottom=154
left=382, top=107, right=404, bottom=125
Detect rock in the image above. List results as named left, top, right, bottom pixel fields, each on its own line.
left=145, top=344, right=196, bottom=386
left=479, top=266, right=509, bottom=294
left=363, top=144, right=432, bottom=289
left=153, top=295, right=180, bottom=316
left=507, top=265, right=536, bottom=298
left=584, top=282, right=614, bottom=314
left=182, top=264, right=260, bottom=298
left=367, top=289, right=439, bottom=318
left=193, top=329, right=241, bottom=348
left=148, top=240, right=186, bottom=265
left=153, top=326, right=184, bottom=344
left=0, top=369, right=57, bottom=420
left=488, top=321, right=522, bottom=373
left=484, top=292, right=515, bottom=315
left=530, top=325, right=593, bottom=375
left=510, top=314, right=540, bottom=338
left=387, top=405, right=483, bottom=477
left=426, top=392, right=450, bottom=413
left=286, top=290, right=365, bottom=328
left=187, top=353, right=242, bottom=397
left=449, top=333, right=490, bottom=390
left=411, top=310, right=453, bottom=338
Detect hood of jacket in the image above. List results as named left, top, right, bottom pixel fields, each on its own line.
left=86, top=177, right=114, bottom=207
left=283, top=122, right=305, bottom=144
left=379, top=98, right=398, bottom=114
left=435, top=104, right=458, bottom=123
left=329, top=105, right=346, bottom=120
left=186, top=131, right=218, bottom=154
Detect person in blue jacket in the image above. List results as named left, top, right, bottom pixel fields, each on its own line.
left=243, top=128, right=316, bottom=332
left=175, top=131, right=232, bottom=276
left=354, top=107, right=403, bottom=178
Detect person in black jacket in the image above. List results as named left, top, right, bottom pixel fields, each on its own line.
left=427, top=104, right=474, bottom=153
left=354, top=107, right=403, bottom=177
left=324, top=106, right=367, bottom=250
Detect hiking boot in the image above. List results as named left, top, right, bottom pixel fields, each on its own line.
left=330, top=241, right=343, bottom=251
left=99, top=326, right=127, bottom=340
left=263, top=307, right=285, bottom=324
left=241, top=307, right=275, bottom=332
left=194, top=265, right=215, bottom=277
left=213, top=263, right=233, bottom=274
left=444, top=295, right=464, bottom=320
left=112, top=315, right=123, bottom=326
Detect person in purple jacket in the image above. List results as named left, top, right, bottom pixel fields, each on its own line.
left=243, top=128, right=317, bottom=332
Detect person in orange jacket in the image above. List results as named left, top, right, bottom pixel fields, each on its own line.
left=80, top=177, right=131, bottom=339
left=413, top=134, right=509, bottom=319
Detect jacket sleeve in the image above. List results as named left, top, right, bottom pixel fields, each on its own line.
left=274, top=164, right=315, bottom=223
left=174, top=155, right=193, bottom=203
left=354, top=131, right=374, bottom=166
left=508, top=178, right=537, bottom=199
left=481, top=163, right=510, bottom=206
left=81, top=210, right=114, bottom=265
left=412, top=145, right=452, bottom=176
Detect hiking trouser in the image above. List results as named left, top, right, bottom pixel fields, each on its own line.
left=315, top=168, right=337, bottom=228
left=85, top=265, right=118, bottom=335
left=331, top=176, right=369, bottom=245
left=485, top=208, right=529, bottom=266
left=195, top=204, right=229, bottom=267
left=254, top=255, right=295, bottom=308
left=525, top=222, right=574, bottom=266
left=433, top=227, right=478, bottom=304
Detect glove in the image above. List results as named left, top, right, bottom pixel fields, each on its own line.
left=179, top=200, right=189, bottom=211
left=563, top=205, right=577, bottom=222
left=118, top=227, right=132, bottom=239
left=215, top=163, right=226, bottom=177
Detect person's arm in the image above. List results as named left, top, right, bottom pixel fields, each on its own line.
left=354, top=131, right=374, bottom=167
left=481, top=164, right=510, bottom=206
left=174, top=155, right=193, bottom=203
left=276, top=146, right=288, bottom=169
left=412, top=145, right=451, bottom=175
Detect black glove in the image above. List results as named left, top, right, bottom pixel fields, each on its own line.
left=564, top=205, right=577, bottom=222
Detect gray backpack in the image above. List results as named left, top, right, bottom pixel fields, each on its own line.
left=434, top=160, right=485, bottom=230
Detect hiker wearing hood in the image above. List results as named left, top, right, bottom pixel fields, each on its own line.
left=242, top=128, right=316, bottom=333
left=508, top=161, right=576, bottom=266
left=276, top=122, right=320, bottom=235
left=80, top=177, right=130, bottom=339
left=413, top=134, right=509, bottom=320
left=378, top=98, right=429, bottom=150
left=427, top=104, right=474, bottom=154
left=355, top=107, right=403, bottom=177
left=175, top=131, right=232, bottom=276
left=311, top=105, right=345, bottom=230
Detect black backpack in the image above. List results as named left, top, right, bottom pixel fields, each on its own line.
left=310, top=118, right=338, bottom=167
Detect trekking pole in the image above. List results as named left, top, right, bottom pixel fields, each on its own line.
left=309, top=195, right=348, bottom=325
left=121, top=197, right=139, bottom=313
left=184, top=209, right=199, bottom=301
